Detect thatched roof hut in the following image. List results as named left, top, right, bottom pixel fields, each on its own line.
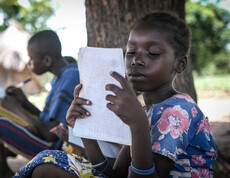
left=0, top=20, right=45, bottom=94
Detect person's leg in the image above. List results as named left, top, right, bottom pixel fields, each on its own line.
left=0, top=117, right=51, bottom=159
left=31, top=164, right=79, bottom=178
left=15, top=150, right=81, bottom=177
left=0, top=117, right=51, bottom=176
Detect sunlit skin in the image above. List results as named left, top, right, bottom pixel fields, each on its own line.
left=30, top=21, right=187, bottom=178
left=27, top=42, right=65, bottom=76
left=62, top=23, right=186, bottom=178
left=125, top=23, right=180, bottom=107
left=27, top=44, right=49, bottom=75
left=0, top=33, right=69, bottom=178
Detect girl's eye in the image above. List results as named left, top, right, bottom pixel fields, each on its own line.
left=126, top=51, right=136, bottom=56
left=148, top=52, right=161, bottom=57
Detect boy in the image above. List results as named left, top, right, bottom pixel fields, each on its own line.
left=0, top=30, right=79, bottom=177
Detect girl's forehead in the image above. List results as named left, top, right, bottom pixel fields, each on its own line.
left=131, top=23, right=166, bottom=37
left=128, top=24, right=169, bottom=45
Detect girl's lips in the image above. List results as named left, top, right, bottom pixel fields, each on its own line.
left=128, top=73, right=144, bottom=81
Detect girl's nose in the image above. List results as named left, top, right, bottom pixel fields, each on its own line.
left=131, top=54, right=145, bottom=67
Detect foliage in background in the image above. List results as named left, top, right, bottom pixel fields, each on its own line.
left=0, top=0, right=57, bottom=34
left=0, top=0, right=229, bottom=76
left=186, top=0, right=230, bottom=74
left=194, top=74, right=230, bottom=92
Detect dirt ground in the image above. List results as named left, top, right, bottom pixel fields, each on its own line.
left=6, top=91, right=230, bottom=174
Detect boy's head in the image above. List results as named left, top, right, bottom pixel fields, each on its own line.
left=27, top=30, right=62, bottom=75
left=132, top=12, right=191, bottom=58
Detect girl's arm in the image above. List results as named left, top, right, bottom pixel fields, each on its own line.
left=106, top=72, right=174, bottom=177
left=65, top=84, right=111, bottom=171
left=82, top=138, right=130, bottom=178
left=130, top=118, right=174, bottom=178
left=81, top=138, right=119, bottom=178
left=66, top=84, right=131, bottom=178
left=113, top=145, right=131, bottom=178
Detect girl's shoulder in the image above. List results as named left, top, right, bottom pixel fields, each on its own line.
left=153, top=93, right=197, bottom=110
left=168, top=93, right=196, bottom=104
left=151, top=93, right=204, bottom=124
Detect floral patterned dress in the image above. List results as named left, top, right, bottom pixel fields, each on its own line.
left=150, top=93, right=217, bottom=178
left=13, top=149, right=108, bottom=178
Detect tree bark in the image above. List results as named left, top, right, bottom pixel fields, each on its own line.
left=85, top=1, right=230, bottom=176
left=85, top=0, right=197, bottom=102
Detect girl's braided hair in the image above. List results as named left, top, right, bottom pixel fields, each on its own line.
left=134, top=12, right=191, bottom=58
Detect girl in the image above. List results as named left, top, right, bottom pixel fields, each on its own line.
left=14, top=12, right=217, bottom=178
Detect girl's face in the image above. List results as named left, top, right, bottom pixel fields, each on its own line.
left=125, top=23, right=176, bottom=92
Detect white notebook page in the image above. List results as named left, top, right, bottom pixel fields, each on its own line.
left=73, top=47, right=131, bottom=145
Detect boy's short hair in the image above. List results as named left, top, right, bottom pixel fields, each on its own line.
left=28, top=30, right=62, bottom=59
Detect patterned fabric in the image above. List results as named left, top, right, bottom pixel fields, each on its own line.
left=0, top=117, right=51, bottom=159
left=14, top=150, right=108, bottom=178
left=149, top=93, right=217, bottom=178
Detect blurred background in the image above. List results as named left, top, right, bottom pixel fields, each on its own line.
left=0, top=0, right=230, bottom=176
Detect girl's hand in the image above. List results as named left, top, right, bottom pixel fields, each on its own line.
left=66, top=84, right=92, bottom=128
left=105, top=71, right=147, bottom=128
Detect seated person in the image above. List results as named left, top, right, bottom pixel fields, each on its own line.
left=13, top=12, right=217, bottom=178
left=0, top=30, right=79, bottom=177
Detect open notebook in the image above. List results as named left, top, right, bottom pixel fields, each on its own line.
left=73, top=47, right=131, bottom=145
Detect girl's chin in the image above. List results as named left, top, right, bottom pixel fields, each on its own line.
left=132, top=84, right=144, bottom=92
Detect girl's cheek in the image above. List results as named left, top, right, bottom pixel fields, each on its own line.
left=125, top=58, right=131, bottom=67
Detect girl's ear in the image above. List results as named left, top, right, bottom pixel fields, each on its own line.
left=175, top=56, right=187, bottom=73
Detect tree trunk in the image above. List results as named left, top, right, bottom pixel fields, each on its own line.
left=85, top=0, right=197, bottom=102
left=85, top=0, right=229, bottom=176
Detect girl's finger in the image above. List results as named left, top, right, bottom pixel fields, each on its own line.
left=105, top=84, right=122, bottom=96
left=66, top=110, right=89, bottom=121
left=68, top=104, right=91, bottom=117
left=105, top=94, right=117, bottom=103
left=110, top=71, right=130, bottom=90
left=67, top=117, right=77, bottom=128
left=106, top=102, right=116, bottom=113
left=74, top=83, right=82, bottom=98
left=72, top=97, right=91, bottom=106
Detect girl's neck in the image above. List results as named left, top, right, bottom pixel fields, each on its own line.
left=143, top=83, right=178, bottom=108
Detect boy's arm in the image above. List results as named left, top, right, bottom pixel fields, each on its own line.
left=20, top=98, right=41, bottom=116
left=2, top=95, right=58, bottom=141
left=15, top=107, right=59, bottom=141
left=20, top=110, right=59, bottom=141
left=6, top=86, right=40, bottom=116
